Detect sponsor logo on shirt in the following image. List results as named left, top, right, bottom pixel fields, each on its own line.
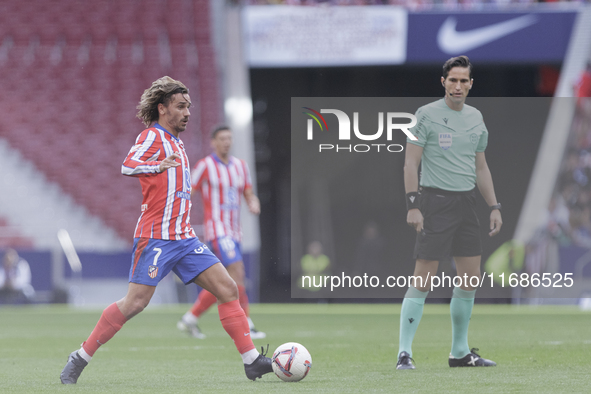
left=176, top=191, right=191, bottom=200
left=141, top=204, right=148, bottom=212
left=194, top=245, right=209, bottom=254
left=184, top=168, right=191, bottom=191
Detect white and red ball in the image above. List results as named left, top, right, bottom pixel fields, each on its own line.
left=271, top=342, right=312, bottom=382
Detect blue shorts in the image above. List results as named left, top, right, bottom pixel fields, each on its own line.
left=129, top=237, right=220, bottom=286
left=208, top=236, right=242, bottom=267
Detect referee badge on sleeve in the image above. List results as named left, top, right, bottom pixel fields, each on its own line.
left=439, top=133, right=452, bottom=150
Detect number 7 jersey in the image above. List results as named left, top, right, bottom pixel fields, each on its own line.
left=121, top=123, right=196, bottom=240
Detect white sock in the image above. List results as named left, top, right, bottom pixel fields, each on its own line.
left=78, top=347, right=92, bottom=363
left=183, top=311, right=198, bottom=325
left=247, top=317, right=255, bottom=330
left=241, top=348, right=259, bottom=364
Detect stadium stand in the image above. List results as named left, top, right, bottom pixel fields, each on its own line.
left=0, top=0, right=220, bottom=244
left=247, top=0, right=587, bottom=7
left=0, top=218, right=34, bottom=249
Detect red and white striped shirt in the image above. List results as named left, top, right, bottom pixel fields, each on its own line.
left=191, top=154, right=252, bottom=242
left=121, top=123, right=196, bottom=240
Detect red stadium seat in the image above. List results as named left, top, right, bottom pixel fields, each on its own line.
left=0, top=0, right=217, bottom=242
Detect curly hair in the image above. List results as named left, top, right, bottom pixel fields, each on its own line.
left=136, top=76, right=189, bottom=127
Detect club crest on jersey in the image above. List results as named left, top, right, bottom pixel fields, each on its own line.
left=439, top=133, right=452, bottom=150
left=148, top=265, right=158, bottom=279
left=470, top=133, right=479, bottom=145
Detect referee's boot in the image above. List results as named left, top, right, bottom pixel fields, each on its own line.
left=396, top=351, right=415, bottom=370
left=244, top=346, right=273, bottom=380
left=60, top=350, right=88, bottom=384
left=448, top=348, right=496, bottom=367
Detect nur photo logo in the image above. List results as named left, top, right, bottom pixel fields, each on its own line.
left=302, top=107, right=417, bottom=153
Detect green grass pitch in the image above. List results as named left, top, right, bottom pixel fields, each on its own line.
left=0, top=303, right=589, bottom=393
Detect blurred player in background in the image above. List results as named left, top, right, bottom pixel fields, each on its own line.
left=177, top=125, right=266, bottom=339
left=0, top=248, right=35, bottom=304
left=60, top=77, right=272, bottom=384
left=575, top=61, right=591, bottom=98
left=398, top=56, right=502, bottom=370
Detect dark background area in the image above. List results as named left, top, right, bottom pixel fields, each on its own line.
left=251, top=64, right=554, bottom=302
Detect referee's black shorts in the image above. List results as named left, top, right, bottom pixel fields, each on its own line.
left=413, top=187, right=482, bottom=261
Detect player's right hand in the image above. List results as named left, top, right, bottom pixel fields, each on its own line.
left=407, top=209, right=424, bottom=233
left=159, top=153, right=181, bottom=172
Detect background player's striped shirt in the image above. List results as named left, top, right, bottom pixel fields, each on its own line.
left=191, top=154, right=252, bottom=242
left=122, top=123, right=196, bottom=240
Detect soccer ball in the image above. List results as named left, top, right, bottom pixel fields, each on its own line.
left=271, top=342, right=312, bottom=382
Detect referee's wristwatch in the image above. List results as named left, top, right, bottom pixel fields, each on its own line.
left=490, top=203, right=502, bottom=212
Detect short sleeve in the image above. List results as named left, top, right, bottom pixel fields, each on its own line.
left=476, top=121, right=488, bottom=152
left=242, top=160, right=253, bottom=190
left=407, top=107, right=427, bottom=147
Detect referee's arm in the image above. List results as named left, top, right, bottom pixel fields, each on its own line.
left=404, top=143, right=424, bottom=233
left=475, top=152, right=502, bottom=237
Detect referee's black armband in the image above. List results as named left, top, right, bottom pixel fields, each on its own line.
left=406, top=192, right=420, bottom=211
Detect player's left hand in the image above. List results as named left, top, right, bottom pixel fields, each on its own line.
left=159, top=153, right=181, bottom=172
left=247, top=195, right=261, bottom=215
left=489, top=209, right=502, bottom=237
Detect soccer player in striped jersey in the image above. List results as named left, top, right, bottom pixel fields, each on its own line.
left=60, top=77, right=273, bottom=384
left=177, top=126, right=266, bottom=339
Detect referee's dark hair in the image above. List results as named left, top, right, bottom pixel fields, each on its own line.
left=211, top=124, right=231, bottom=139
left=442, top=56, right=472, bottom=80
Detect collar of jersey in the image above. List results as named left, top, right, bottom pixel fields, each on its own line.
left=154, top=123, right=179, bottom=142
left=439, top=97, right=465, bottom=113
left=212, top=153, right=232, bottom=166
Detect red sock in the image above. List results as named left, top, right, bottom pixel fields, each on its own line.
left=190, top=289, right=218, bottom=318
left=238, top=285, right=250, bottom=317
left=82, top=303, right=127, bottom=356
left=218, top=299, right=255, bottom=354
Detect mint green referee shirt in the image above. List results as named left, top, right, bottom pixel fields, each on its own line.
left=407, top=98, right=488, bottom=192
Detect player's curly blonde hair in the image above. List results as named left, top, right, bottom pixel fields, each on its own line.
left=136, top=76, right=189, bottom=127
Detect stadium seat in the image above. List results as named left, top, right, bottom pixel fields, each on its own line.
left=0, top=217, right=34, bottom=248
left=0, top=0, right=215, bottom=242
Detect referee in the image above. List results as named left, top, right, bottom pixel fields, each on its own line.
left=397, top=56, right=502, bottom=370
